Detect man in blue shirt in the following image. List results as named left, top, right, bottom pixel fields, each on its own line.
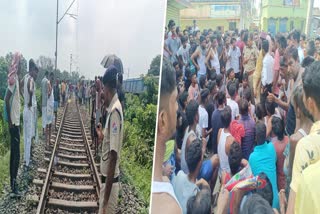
left=211, top=91, right=226, bottom=154
left=249, top=122, right=279, bottom=209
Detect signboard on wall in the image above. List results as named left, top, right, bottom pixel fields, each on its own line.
left=210, top=5, right=240, bottom=18
left=283, top=0, right=300, bottom=6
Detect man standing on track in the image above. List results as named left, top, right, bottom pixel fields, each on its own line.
left=41, top=71, right=49, bottom=139
left=96, top=60, right=124, bottom=214
left=47, top=72, right=55, bottom=145
left=91, top=78, right=97, bottom=153
left=31, top=63, right=39, bottom=146
left=61, top=80, right=66, bottom=106
left=53, top=78, right=60, bottom=131
left=23, top=59, right=38, bottom=170
left=5, top=52, right=22, bottom=198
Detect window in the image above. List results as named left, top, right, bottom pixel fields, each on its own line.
left=229, top=22, right=236, bottom=31
left=279, top=18, right=287, bottom=33
left=300, top=20, right=304, bottom=32
left=290, top=20, right=294, bottom=30
left=268, top=18, right=276, bottom=36
left=210, top=5, right=240, bottom=18
left=283, top=0, right=300, bottom=6
left=217, top=26, right=224, bottom=32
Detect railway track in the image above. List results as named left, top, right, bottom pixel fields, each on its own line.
left=32, top=99, right=101, bottom=214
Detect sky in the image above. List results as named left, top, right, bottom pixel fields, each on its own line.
left=0, top=0, right=166, bottom=79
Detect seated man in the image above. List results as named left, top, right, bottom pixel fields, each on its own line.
left=219, top=172, right=276, bottom=214
left=180, top=100, right=219, bottom=190
left=240, top=172, right=275, bottom=214
left=172, top=138, right=211, bottom=214
left=241, top=194, right=275, bottom=214
left=217, top=106, right=235, bottom=174
left=238, top=99, right=255, bottom=160
left=249, top=122, right=279, bottom=209
left=226, top=82, right=240, bottom=120
left=223, top=142, right=249, bottom=184
left=186, top=185, right=211, bottom=214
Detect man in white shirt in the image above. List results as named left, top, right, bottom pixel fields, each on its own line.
left=261, top=40, right=274, bottom=108
left=191, top=36, right=207, bottom=81
left=226, top=82, right=240, bottom=120
left=166, top=23, right=181, bottom=63
left=198, top=89, right=212, bottom=142
left=177, top=36, right=191, bottom=75
left=5, top=53, right=22, bottom=197
left=228, top=38, right=241, bottom=80
left=23, top=59, right=39, bottom=170
left=41, top=71, right=49, bottom=137
left=191, top=20, right=200, bottom=34
left=289, top=30, right=304, bottom=64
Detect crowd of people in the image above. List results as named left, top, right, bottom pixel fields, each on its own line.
left=4, top=55, right=76, bottom=197
left=152, top=19, right=320, bottom=214
left=4, top=54, right=126, bottom=214
left=5, top=55, right=38, bottom=197
left=75, top=80, right=92, bottom=108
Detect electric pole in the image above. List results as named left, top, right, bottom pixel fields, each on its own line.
left=55, top=0, right=58, bottom=72
left=70, top=54, right=72, bottom=73
left=306, top=0, right=314, bottom=38
left=54, top=0, right=77, bottom=72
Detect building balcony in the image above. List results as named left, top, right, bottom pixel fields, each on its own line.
left=181, top=2, right=241, bottom=19
left=261, top=0, right=306, bottom=8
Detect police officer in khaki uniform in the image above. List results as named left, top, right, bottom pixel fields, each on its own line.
left=96, top=64, right=123, bottom=214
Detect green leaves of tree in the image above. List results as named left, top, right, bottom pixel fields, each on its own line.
left=147, top=55, right=161, bottom=76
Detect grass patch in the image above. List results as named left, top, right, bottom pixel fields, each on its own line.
left=120, top=148, right=152, bottom=206
left=0, top=117, right=42, bottom=196
left=0, top=131, right=24, bottom=196
left=0, top=149, right=12, bottom=194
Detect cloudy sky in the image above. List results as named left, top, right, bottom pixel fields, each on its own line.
left=0, top=0, right=166, bottom=79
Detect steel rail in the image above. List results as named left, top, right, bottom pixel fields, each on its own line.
left=76, top=101, right=101, bottom=197
left=36, top=103, right=69, bottom=214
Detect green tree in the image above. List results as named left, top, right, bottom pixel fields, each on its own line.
left=70, top=71, right=80, bottom=82
left=35, top=55, right=81, bottom=86
left=0, top=53, right=27, bottom=100
left=147, top=55, right=161, bottom=76
left=35, top=56, right=55, bottom=87
left=0, top=57, right=9, bottom=100
left=140, top=75, right=158, bottom=105
left=37, top=55, right=54, bottom=70
left=5, top=52, right=27, bottom=81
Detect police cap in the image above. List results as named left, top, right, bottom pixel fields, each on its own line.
left=102, top=65, right=118, bottom=89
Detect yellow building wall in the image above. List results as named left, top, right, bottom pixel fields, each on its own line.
left=181, top=19, right=239, bottom=31
left=166, top=1, right=181, bottom=26
left=180, top=2, right=241, bottom=32
left=180, top=3, right=211, bottom=18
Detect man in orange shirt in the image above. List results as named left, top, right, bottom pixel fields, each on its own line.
left=61, top=80, right=66, bottom=106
